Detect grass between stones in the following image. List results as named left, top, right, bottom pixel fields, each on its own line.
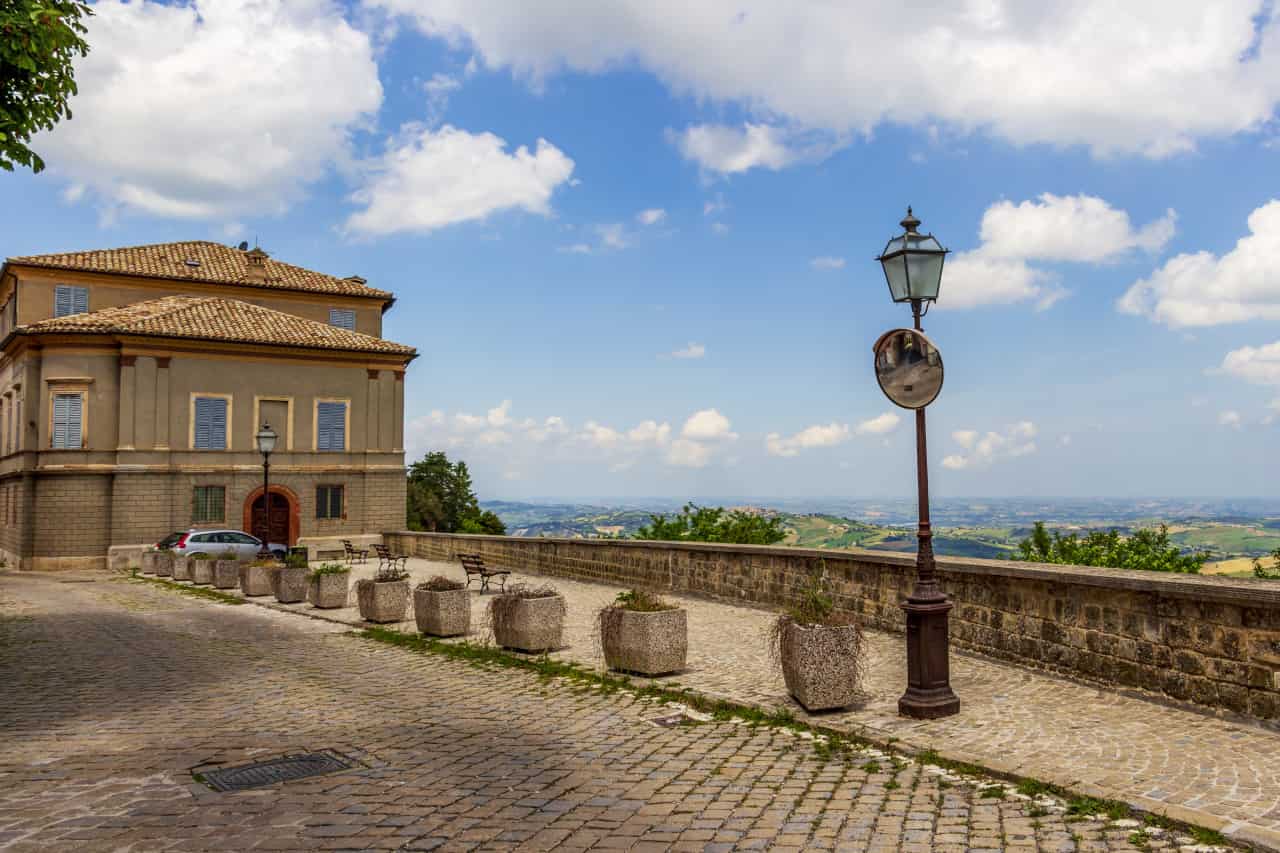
left=129, top=572, right=245, bottom=606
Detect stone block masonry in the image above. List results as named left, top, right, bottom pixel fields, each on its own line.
left=385, top=531, right=1280, bottom=723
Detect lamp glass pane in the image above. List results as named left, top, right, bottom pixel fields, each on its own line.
left=881, top=254, right=911, bottom=301
left=256, top=427, right=277, bottom=455
left=905, top=252, right=944, bottom=301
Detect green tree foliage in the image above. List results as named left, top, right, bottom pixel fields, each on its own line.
left=1253, top=548, right=1280, bottom=580
left=2, top=1, right=92, bottom=173
left=1017, top=521, right=1204, bottom=573
left=406, top=452, right=506, bottom=535
left=633, top=503, right=786, bottom=545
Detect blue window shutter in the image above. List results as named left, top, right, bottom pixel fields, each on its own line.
left=329, top=308, right=356, bottom=330
left=52, top=393, right=81, bottom=449
left=317, top=402, right=345, bottom=451
left=194, top=398, right=227, bottom=450
left=52, top=395, right=68, bottom=448
left=66, top=395, right=82, bottom=448
left=54, top=285, right=88, bottom=317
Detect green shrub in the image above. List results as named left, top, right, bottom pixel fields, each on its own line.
left=1018, top=522, right=1205, bottom=573
left=309, top=562, right=350, bottom=579
left=418, top=574, right=464, bottom=592
left=610, top=588, right=675, bottom=612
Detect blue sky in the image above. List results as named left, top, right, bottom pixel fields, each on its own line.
left=4, top=1, right=1280, bottom=500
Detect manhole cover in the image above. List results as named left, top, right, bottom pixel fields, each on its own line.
left=197, top=751, right=354, bottom=792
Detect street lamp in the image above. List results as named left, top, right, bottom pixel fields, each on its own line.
left=255, top=422, right=278, bottom=559
left=874, top=207, right=960, bottom=719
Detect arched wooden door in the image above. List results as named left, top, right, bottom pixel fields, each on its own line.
left=243, top=487, right=299, bottom=546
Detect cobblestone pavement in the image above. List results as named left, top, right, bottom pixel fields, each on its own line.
left=224, top=557, right=1280, bottom=850
left=0, top=571, right=1240, bottom=852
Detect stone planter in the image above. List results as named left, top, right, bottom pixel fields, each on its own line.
left=212, top=559, right=239, bottom=590
left=779, top=621, right=864, bottom=712
left=414, top=587, right=470, bottom=637
left=492, top=594, right=565, bottom=653
left=272, top=566, right=309, bottom=604
left=142, top=550, right=173, bottom=577
left=239, top=563, right=274, bottom=597
left=171, top=554, right=191, bottom=582
left=309, top=573, right=350, bottom=609
left=600, top=607, right=687, bottom=676
left=189, top=558, right=214, bottom=585
left=357, top=579, right=410, bottom=623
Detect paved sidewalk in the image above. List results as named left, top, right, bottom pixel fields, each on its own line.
left=0, top=571, right=1218, bottom=852
left=217, top=556, right=1280, bottom=850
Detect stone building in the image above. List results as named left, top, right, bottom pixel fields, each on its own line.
left=0, top=241, right=416, bottom=569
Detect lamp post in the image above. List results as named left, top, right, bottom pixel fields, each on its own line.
left=875, top=207, right=960, bottom=719
left=255, top=422, right=278, bottom=559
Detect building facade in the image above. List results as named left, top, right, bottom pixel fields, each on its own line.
left=0, top=242, right=416, bottom=569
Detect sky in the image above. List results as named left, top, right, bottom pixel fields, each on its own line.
left=4, top=0, right=1280, bottom=502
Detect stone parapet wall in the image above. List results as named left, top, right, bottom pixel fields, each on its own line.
left=385, top=531, right=1280, bottom=722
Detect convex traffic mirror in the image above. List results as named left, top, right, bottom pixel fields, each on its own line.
left=872, top=328, right=944, bottom=410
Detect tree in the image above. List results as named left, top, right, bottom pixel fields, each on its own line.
left=2, top=1, right=93, bottom=173
left=634, top=503, right=786, bottom=545
left=1017, top=521, right=1204, bottom=573
left=405, top=451, right=505, bottom=535
left=1253, top=548, right=1280, bottom=580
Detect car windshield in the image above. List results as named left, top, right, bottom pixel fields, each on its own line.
left=157, top=532, right=185, bottom=549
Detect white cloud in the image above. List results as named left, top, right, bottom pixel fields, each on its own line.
left=941, top=193, right=1170, bottom=311
left=765, top=422, right=850, bottom=457
left=627, top=420, right=672, bottom=445
left=486, top=399, right=512, bottom=427
left=37, top=0, right=382, bottom=219
left=681, top=409, right=737, bottom=441
left=423, top=71, right=462, bottom=123
left=596, top=223, right=629, bottom=249
left=637, top=208, right=667, bottom=226
left=710, top=222, right=730, bottom=236
left=1218, top=410, right=1243, bottom=429
left=810, top=256, right=846, bottom=270
left=854, top=412, right=901, bottom=436
left=345, top=124, right=574, bottom=236
left=941, top=421, right=1038, bottom=470
left=1119, top=200, right=1280, bottom=328
left=703, top=195, right=728, bottom=217
left=558, top=243, right=593, bottom=254
left=1220, top=340, right=1280, bottom=385
left=670, top=123, right=799, bottom=174
left=369, top=1, right=1280, bottom=159
left=667, top=342, right=706, bottom=360
left=666, top=438, right=712, bottom=468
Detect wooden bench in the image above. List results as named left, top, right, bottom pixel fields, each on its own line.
left=342, top=539, right=369, bottom=565
left=372, top=543, right=407, bottom=575
left=459, top=553, right=509, bottom=593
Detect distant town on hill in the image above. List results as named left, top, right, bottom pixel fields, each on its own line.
left=481, top=497, right=1280, bottom=578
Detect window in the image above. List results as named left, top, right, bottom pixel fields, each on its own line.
left=54, top=285, right=89, bottom=317
left=193, top=396, right=228, bottom=449
left=316, top=485, right=344, bottom=519
left=316, top=401, right=347, bottom=451
left=51, top=392, right=83, bottom=449
left=328, top=308, right=356, bottom=330
left=192, top=486, right=225, bottom=523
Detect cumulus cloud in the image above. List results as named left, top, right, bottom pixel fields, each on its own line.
left=636, top=208, right=667, bottom=226
left=1218, top=410, right=1243, bottom=429
left=941, top=422, right=1038, bottom=470
left=1220, top=340, right=1280, bottom=385
left=940, top=193, right=1171, bottom=311
left=667, top=342, right=706, bottom=360
left=810, top=256, right=846, bottom=270
left=666, top=438, right=712, bottom=468
left=37, top=0, right=381, bottom=219
left=368, top=1, right=1280, bottom=159
left=1119, top=200, right=1280, bottom=328
left=681, top=409, right=737, bottom=441
left=345, top=124, right=574, bottom=236
left=670, top=123, right=800, bottom=174
left=764, top=412, right=899, bottom=457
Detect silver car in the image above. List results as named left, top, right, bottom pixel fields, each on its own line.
left=158, top=529, right=287, bottom=560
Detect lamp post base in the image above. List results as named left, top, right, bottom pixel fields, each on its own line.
left=898, top=597, right=960, bottom=719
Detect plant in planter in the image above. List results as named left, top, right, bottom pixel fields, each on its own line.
left=189, top=552, right=215, bottom=585
left=355, top=564, right=410, bottom=623
left=239, top=556, right=277, bottom=597
left=769, top=567, right=865, bottom=712
left=211, top=550, right=240, bottom=589
left=489, top=583, right=565, bottom=653
left=308, top=563, right=351, bottom=609
left=270, top=556, right=310, bottom=604
left=598, top=589, right=687, bottom=676
left=414, top=575, right=470, bottom=637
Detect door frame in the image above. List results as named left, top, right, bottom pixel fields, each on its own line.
left=243, top=485, right=300, bottom=546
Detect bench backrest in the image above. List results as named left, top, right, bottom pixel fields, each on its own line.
left=459, top=553, right=485, bottom=572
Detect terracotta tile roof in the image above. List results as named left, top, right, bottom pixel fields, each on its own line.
left=18, top=296, right=415, bottom=357
left=7, top=241, right=392, bottom=300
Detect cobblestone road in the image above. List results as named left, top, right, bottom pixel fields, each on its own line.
left=0, top=572, right=1239, bottom=851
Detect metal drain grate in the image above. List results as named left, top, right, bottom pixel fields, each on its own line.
left=198, top=751, right=354, bottom=792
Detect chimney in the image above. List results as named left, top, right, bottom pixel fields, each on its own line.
left=244, top=247, right=269, bottom=285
